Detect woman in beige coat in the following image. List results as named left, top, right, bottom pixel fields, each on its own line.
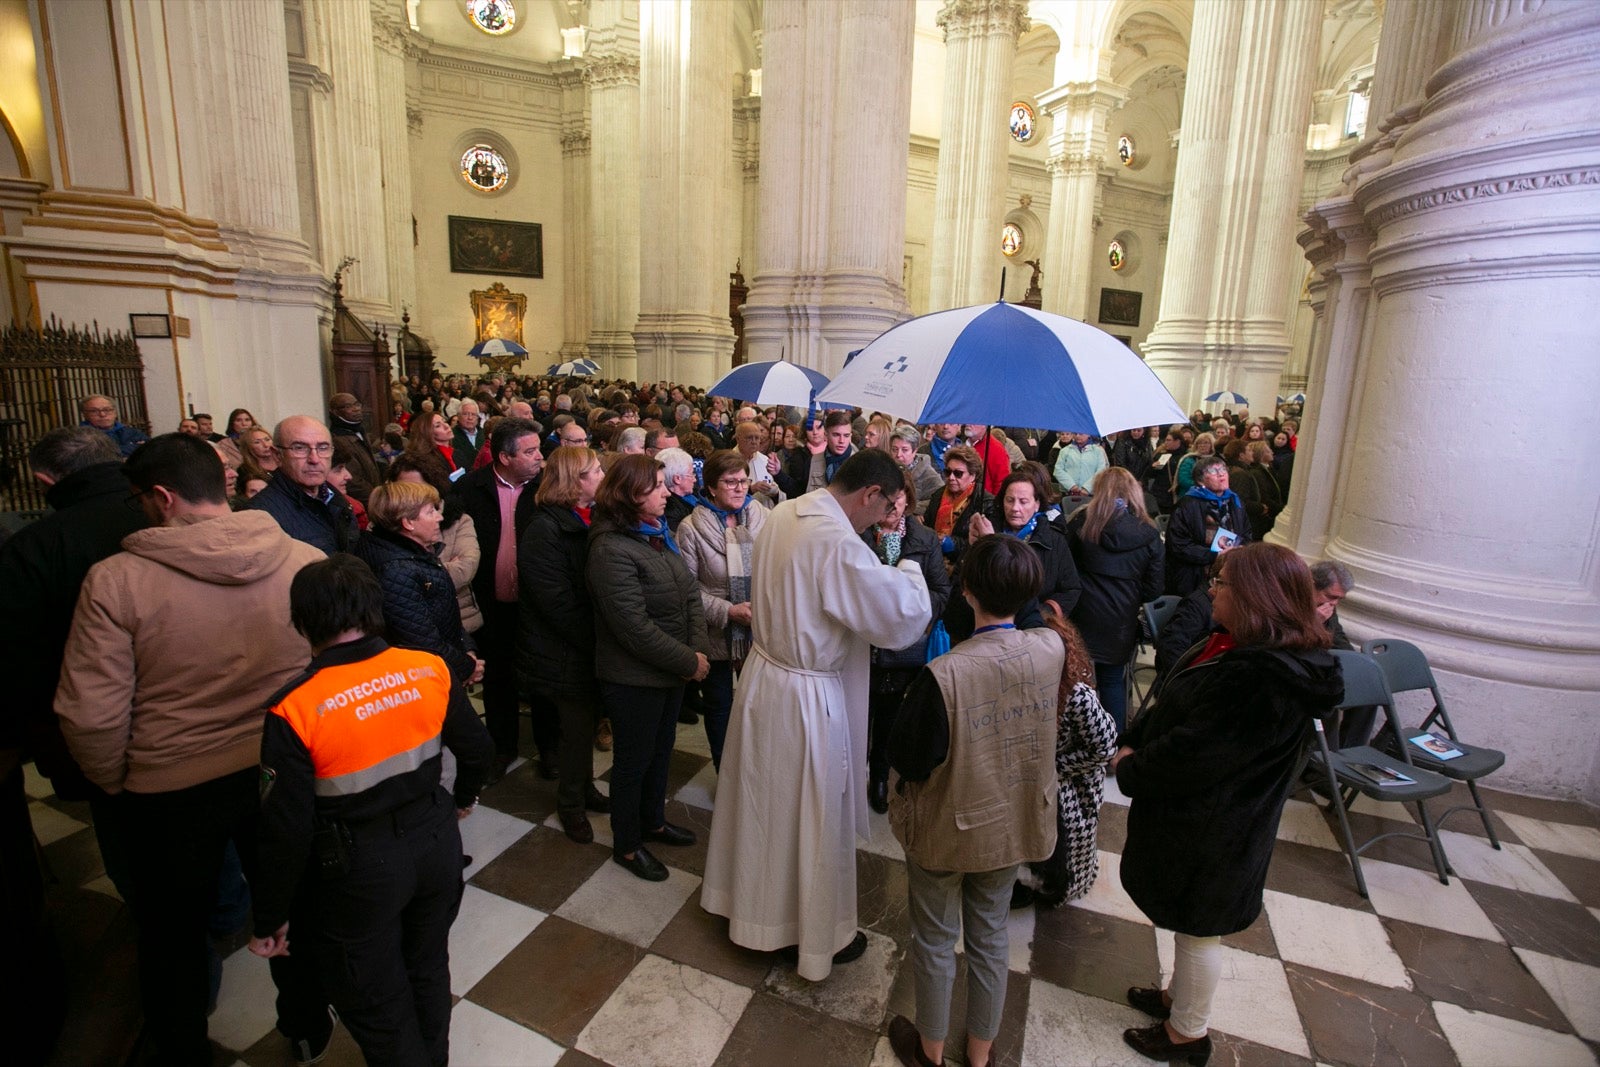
left=675, top=449, right=768, bottom=770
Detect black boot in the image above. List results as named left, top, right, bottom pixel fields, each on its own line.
left=868, top=775, right=889, bottom=815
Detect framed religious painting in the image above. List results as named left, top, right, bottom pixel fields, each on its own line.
left=1098, top=287, right=1142, bottom=327
left=470, top=282, right=527, bottom=345
left=448, top=216, right=543, bottom=278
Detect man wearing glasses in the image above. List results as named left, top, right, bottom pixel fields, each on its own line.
left=78, top=394, right=149, bottom=456
left=246, top=415, right=359, bottom=554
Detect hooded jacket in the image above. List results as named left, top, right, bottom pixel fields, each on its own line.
left=1116, top=645, right=1343, bottom=935
left=54, top=510, right=324, bottom=794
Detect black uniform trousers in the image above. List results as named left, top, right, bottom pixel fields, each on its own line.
left=121, top=768, right=326, bottom=1065
left=310, top=788, right=464, bottom=1067
left=480, top=600, right=558, bottom=760
left=601, top=681, right=682, bottom=858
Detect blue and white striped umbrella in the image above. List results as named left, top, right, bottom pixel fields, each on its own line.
left=708, top=359, right=833, bottom=408
left=816, top=302, right=1185, bottom=433
left=547, top=358, right=601, bottom=377
left=1205, top=390, right=1249, bottom=407
left=1284, top=392, right=1306, bottom=405
left=468, top=338, right=529, bottom=360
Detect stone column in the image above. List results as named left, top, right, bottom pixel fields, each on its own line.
left=371, top=2, right=416, bottom=320
left=927, top=0, right=1029, bottom=310
left=585, top=0, right=641, bottom=381
left=633, top=0, right=734, bottom=385
left=1140, top=0, right=1323, bottom=411
left=816, top=0, right=915, bottom=359
left=1038, top=77, right=1127, bottom=319
left=733, top=93, right=761, bottom=279
left=317, top=0, right=391, bottom=321
left=557, top=64, right=591, bottom=359
left=740, top=0, right=830, bottom=368
left=1308, top=0, right=1600, bottom=801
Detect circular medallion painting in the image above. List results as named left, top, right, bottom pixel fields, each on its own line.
left=461, top=145, right=510, bottom=193
left=1009, top=102, right=1036, bottom=144
left=1108, top=239, right=1127, bottom=271
left=468, top=0, right=516, bottom=36
left=1001, top=223, right=1024, bottom=258
left=1117, top=134, right=1136, bottom=167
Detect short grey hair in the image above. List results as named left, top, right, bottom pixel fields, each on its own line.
left=655, top=446, right=694, bottom=483
left=1311, top=559, right=1354, bottom=593
left=617, top=426, right=646, bottom=452
left=29, top=426, right=121, bottom=480
left=888, top=424, right=921, bottom=450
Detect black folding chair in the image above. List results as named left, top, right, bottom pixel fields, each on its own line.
left=1366, top=637, right=1505, bottom=849
left=1306, top=650, right=1454, bottom=898
left=1126, top=595, right=1182, bottom=720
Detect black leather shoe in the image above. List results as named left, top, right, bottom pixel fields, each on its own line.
left=643, top=821, right=696, bottom=847
left=584, top=786, right=611, bottom=814
left=887, top=1014, right=942, bottom=1067
left=558, top=810, right=594, bottom=845
left=868, top=776, right=889, bottom=814
left=1123, top=1023, right=1211, bottom=1065
left=1126, top=986, right=1171, bottom=1019
left=832, top=929, right=868, bottom=964
left=613, top=847, right=669, bottom=882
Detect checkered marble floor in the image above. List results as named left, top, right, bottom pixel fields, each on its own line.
left=29, top=723, right=1600, bottom=1067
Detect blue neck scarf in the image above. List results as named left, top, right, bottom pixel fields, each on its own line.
left=1186, top=484, right=1242, bottom=509
left=1006, top=513, right=1041, bottom=541
left=700, top=496, right=750, bottom=525
left=823, top=445, right=852, bottom=484
left=928, top=435, right=952, bottom=471
left=635, top=517, right=681, bottom=555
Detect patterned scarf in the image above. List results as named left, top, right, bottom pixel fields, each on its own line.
left=874, top=516, right=907, bottom=566
left=715, top=507, right=756, bottom=664
left=934, top=486, right=973, bottom=539
left=1005, top=513, right=1040, bottom=541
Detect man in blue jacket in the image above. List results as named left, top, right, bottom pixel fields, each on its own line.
left=79, top=394, right=148, bottom=456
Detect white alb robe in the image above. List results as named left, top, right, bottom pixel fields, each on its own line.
left=700, top=489, right=930, bottom=980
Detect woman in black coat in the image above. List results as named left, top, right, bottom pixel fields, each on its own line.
left=951, top=470, right=1080, bottom=640
left=357, top=481, right=480, bottom=687
left=1110, top=544, right=1343, bottom=1065
left=587, top=454, right=709, bottom=882
left=1164, top=456, right=1250, bottom=597
left=518, top=446, right=609, bottom=843
left=1066, top=467, right=1164, bottom=731
left=861, top=471, right=952, bottom=814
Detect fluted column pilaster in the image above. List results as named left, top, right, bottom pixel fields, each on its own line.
left=558, top=65, right=591, bottom=360
left=372, top=3, right=416, bottom=319
left=318, top=0, right=391, bottom=319
left=1141, top=0, right=1323, bottom=411
left=1039, top=78, right=1127, bottom=319
left=585, top=0, right=641, bottom=381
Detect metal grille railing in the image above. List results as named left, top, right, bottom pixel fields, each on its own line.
left=0, top=317, right=148, bottom=514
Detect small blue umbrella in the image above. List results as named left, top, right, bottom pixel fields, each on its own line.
left=1285, top=392, right=1306, bottom=405
left=707, top=360, right=833, bottom=408
left=1205, top=390, right=1249, bottom=407
left=468, top=338, right=529, bottom=360
left=816, top=302, right=1185, bottom=433
left=547, top=358, right=601, bottom=377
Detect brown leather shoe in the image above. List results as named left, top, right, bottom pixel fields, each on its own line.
left=558, top=810, right=594, bottom=844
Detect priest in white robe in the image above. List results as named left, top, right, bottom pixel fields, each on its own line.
left=702, top=450, right=932, bottom=981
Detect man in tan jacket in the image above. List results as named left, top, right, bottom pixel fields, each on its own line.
left=55, top=434, right=332, bottom=1065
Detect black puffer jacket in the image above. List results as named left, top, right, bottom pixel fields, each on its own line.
left=1164, top=489, right=1250, bottom=596
left=586, top=519, right=706, bottom=689
left=356, top=526, right=476, bottom=686
left=517, top=504, right=596, bottom=701
left=862, top=517, right=953, bottom=671
left=1066, top=509, right=1164, bottom=665
left=1118, top=646, right=1343, bottom=936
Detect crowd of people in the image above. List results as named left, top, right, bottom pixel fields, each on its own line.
left=0, top=371, right=1342, bottom=1067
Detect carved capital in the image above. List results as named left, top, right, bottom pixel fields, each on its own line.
left=1046, top=152, right=1097, bottom=179
left=406, top=106, right=424, bottom=135
left=583, top=53, right=640, bottom=89
left=371, top=7, right=408, bottom=55
left=560, top=127, right=591, bottom=157
left=936, top=0, right=1029, bottom=43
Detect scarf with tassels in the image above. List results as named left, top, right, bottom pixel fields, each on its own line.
left=874, top=516, right=907, bottom=566
left=705, top=503, right=755, bottom=665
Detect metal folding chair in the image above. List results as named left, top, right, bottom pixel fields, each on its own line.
left=1366, top=637, right=1505, bottom=849
left=1126, top=595, right=1182, bottom=720
left=1305, top=650, right=1454, bottom=898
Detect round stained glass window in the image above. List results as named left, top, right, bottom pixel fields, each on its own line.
left=468, top=0, right=516, bottom=36
left=1117, top=134, right=1136, bottom=167
left=1108, top=239, right=1127, bottom=271
left=461, top=145, right=510, bottom=193
left=1001, top=223, right=1023, bottom=258
left=1009, top=102, right=1035, bottom=144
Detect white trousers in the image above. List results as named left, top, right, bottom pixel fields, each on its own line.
left=1169, top=933, right=1223, bottom=1038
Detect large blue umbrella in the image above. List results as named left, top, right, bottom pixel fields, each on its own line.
left=1205, top=389, right=1249, bottom=406
left=815, top=302, right=1185, bottom=432
left=468, top=338, right=529, bottom=360
left=707, top=359, right=832, bottom=408
left=547, top=358, right=601, bottom=377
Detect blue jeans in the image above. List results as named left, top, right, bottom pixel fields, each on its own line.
left=1096, top=660, right=1127, bottom=734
